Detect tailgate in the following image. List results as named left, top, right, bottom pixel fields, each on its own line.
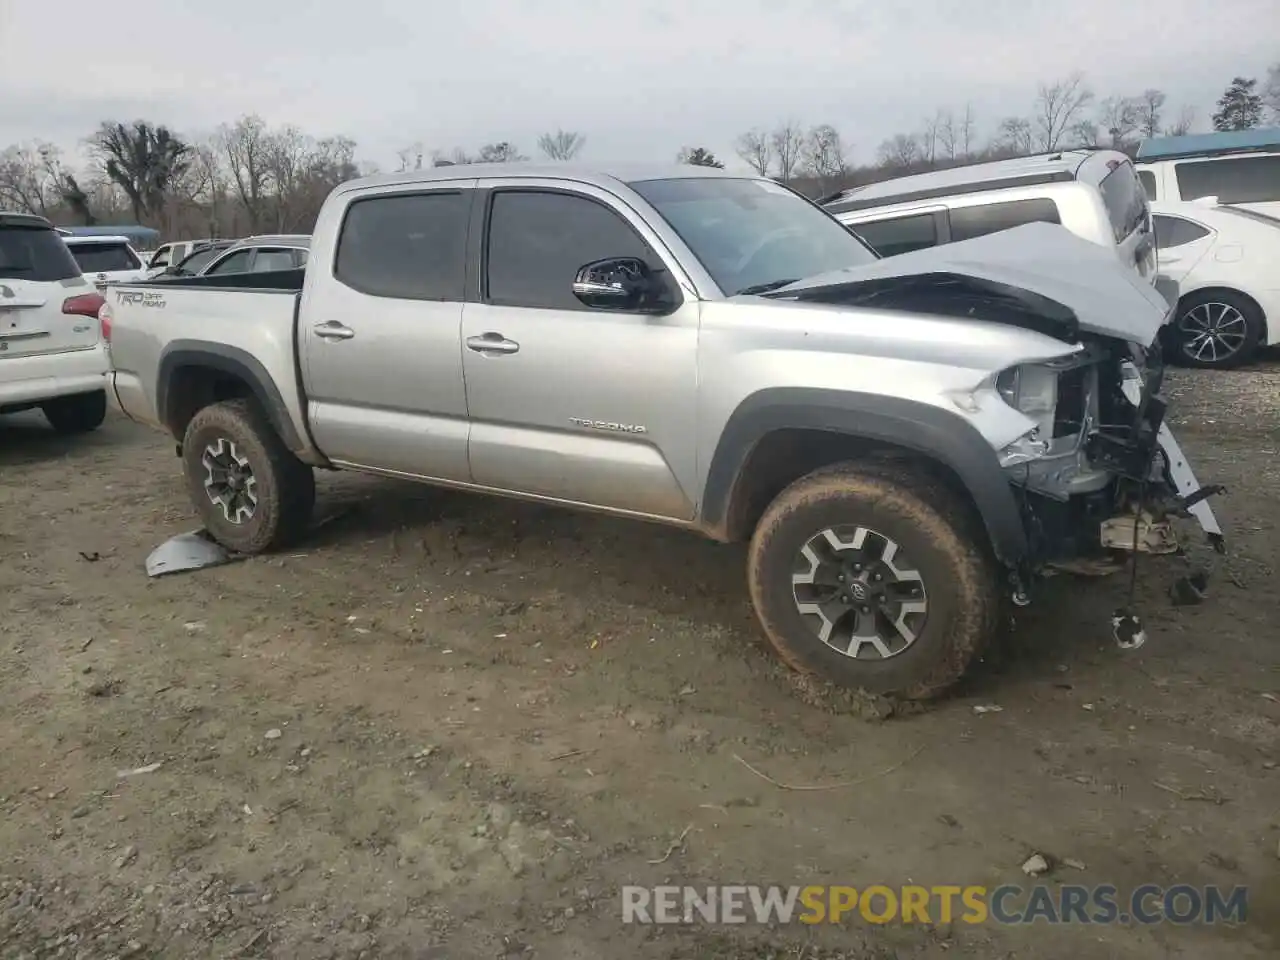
left=0, top=277, right=100, bottom=359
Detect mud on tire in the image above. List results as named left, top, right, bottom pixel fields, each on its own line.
left=182, top=399, right=315, bottom=554
left=746, top=460, right=1001, bottom=701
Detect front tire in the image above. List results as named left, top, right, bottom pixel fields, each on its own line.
left=182, top=399, right=315, bottom=554
left=1170, top=290, right=1264, bottom=369
left=42, top=390, right=107, bottom=435
left=746, top=462, right=1000, bottom=701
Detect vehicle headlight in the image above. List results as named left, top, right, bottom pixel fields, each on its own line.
left=994, top=362, right=1061, bottom=467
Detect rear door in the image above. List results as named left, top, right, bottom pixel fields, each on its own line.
left=1152, top=214, right=1215, bottom=286
left=1098, top=159, right=1158, bottom=284
left=0, top=220, right=99, bottom=360
left=299, top=183, right=475, bottom=481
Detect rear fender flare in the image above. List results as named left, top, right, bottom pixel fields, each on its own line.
left=157, top=340, right=303, bottom=452
left=700, top=388, right=1028, bottom=566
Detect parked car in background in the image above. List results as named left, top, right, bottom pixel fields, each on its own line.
left=151, top=240, right=237, bottom=279
left=104, top=164, right=1222, bottom=701
left=823, top=149, right=1157, bottom=290
left=194, top=235, right=310, bottom=276
left=0, top=212, right=108, bottom=433
left=1136, top=128, right=1280, bottom=218
left=1151, top=199, right=1280, bottom=368
left=62, top=235, right=148, bottom=290
left=145, top=239, right=224, bottom=278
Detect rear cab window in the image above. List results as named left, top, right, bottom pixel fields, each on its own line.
left=1174, top=155, right=1280, bottom=204
left=66, top=242, right=141, bottom=273
left=1136, top=169, right=1157, bottom=200
left=1098, top=160, right=1150, bottom=243
left=0, top=222, right=82, bottom=282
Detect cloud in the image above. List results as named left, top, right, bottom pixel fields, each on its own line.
left=1, top=0, right=1274, bottom=169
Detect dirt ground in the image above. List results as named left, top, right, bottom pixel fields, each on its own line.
left=2, top=361, right=1278, bottom=960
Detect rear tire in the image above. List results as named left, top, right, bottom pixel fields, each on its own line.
left=746, top=462, right=1000, bottom=701
left=1170, top=290, right=1265, bottom=369
left=182, top=399, right=315, bottom=554
left=41, top=390, right=107, bottom=435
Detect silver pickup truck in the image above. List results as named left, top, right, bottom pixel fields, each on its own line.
left=105, top=163, right=1224, bottom=700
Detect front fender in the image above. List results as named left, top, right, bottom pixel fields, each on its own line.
left=701, top=388, right=1028, bottom=567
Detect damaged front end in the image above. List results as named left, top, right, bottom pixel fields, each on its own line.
left=991, top=335, right=1225, bottom=584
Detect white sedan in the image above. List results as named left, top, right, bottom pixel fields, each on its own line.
left=1152, top=199, right=1280, bottom=368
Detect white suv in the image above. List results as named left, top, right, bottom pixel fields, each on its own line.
left=0, top=212, right=110, bottom=434
left=63, top=235, right=148, bottom=290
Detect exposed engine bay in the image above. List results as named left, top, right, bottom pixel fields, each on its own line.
left=993, top=335, right=1225, bottom=572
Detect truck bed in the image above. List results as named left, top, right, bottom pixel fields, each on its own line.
left=107, top=270, right=311, bottom=457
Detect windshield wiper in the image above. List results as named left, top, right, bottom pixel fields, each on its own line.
left=736, top=278, right=800, bottom=296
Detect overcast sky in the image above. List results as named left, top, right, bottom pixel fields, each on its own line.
left=1, top=0, right=1275, bottom=171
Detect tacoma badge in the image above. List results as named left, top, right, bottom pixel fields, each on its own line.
left=570, top=417, right=647, bottom=434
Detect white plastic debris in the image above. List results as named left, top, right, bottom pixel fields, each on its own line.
left=117, top=762, right=163, bottom=778
left=972, top=704, right=1003, bottom=715
left=1021, top=854, right=1050, bottom=877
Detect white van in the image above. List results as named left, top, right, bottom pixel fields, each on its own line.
left=1135, top=129, right=1280, bottom=218
left=822, top=149, right=1158, bottom=290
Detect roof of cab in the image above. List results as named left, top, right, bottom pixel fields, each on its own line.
left=823, top=149, right=1130, bottom=214
left=338, top=162, right=750, bottom=196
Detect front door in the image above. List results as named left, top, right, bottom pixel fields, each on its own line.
left=460, top=181, right=699, bottom=519
left=300, top=184, right=475, bottom=481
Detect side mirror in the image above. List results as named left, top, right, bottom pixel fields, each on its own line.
left=572, top=257, right=672, bottom=312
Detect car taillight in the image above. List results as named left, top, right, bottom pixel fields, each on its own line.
left=99, top=302, right=113, bottom=342
left=63, top=292, right=106, bottom=319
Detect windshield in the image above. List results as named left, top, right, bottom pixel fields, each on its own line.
left=629, top=177, right=876, bottom=296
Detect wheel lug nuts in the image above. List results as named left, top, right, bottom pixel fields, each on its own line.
left=837, top=574, right=845, bottom=582
left=873, top=573, right=882, bottom=582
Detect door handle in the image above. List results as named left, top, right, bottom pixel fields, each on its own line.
left=466, top=332, right=520, bottom=355
left=313, top=321, right=355, bottom=341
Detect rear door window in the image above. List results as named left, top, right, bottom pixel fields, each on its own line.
left=1153, top=215, right=1212, bottom=250
left=251, top=248, right=297, bottom=272
left=1174, top=156, right=1280, bottom=204
left=335, top=191, right=469, bottom=300
left=948, top=198, right=1062, bottom=242
left=205, top=249, right=254, bottom=275
left=849, top=213, right=938, bottom=257
left=1098, top=161, right=1149, bottom=242
left=67, top=242, right=141, bottom=273
left=0, top=225, right=81, bottom=282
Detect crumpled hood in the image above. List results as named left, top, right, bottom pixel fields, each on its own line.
left=769, top=222, right=1173, bottom=345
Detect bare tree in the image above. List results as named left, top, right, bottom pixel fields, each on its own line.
left=959, top=102, right=977, bottom=157
left=1267, top=62, right=1280, bottom=123
left=800, top=125, right=848, bottom=187
left=395, top=143, right=423, bottom=172
left=219, top=115, right=272, bottom=232
left=0, top=142, right=62, bottom=216
left=877, top=133, right=922, bottom=168
left=537, top=129, right=585, bottom=161
left=1069, top=119, right=1100, bottom=147
left=1033, top=72, right=1094, bottom=151
left=733, top=129, right=772, bottom=176
left=936, top=110, right=958, bottom=161
left=1098, top=96, right=1140, bottom=146
left=1135, top=89, right=1167, bottom=139
left=994, top=116, right=1034, bottom=155
left=770, top=121, right=805, bottom=182
left=1166, top=105, right=1196, bottom=136
left=919, top=112, right=943, bottom=166
left=91, top=121, right=191, bottom=224
left=477, top=142, right=528, bottom=163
